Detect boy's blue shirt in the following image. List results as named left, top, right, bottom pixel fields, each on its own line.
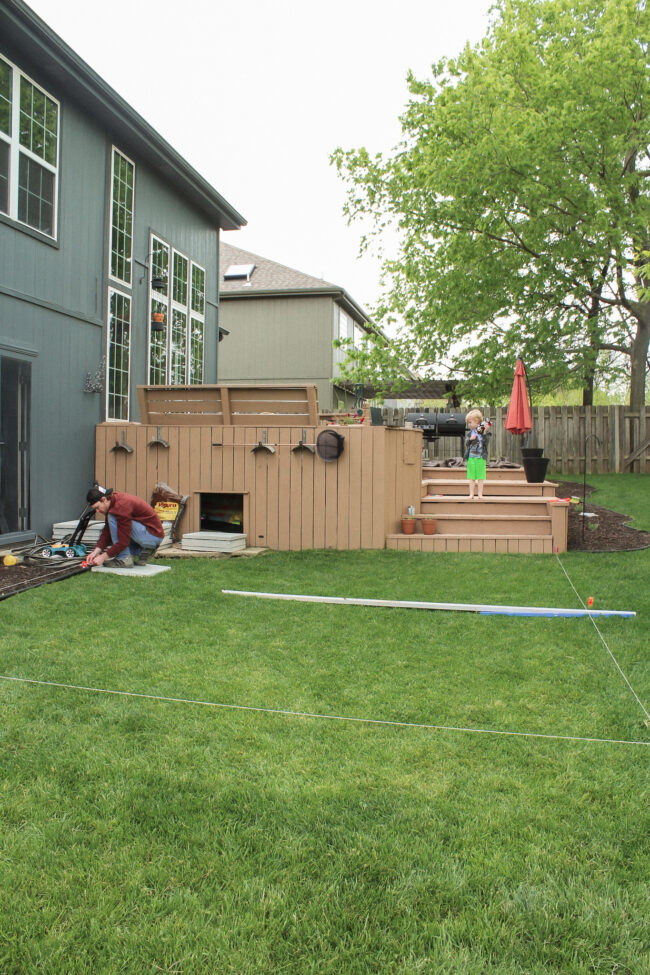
left=463, top=422, right=491, bottom=461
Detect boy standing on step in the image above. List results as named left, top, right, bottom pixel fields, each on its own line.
left=464, top=409, right=491, bottom=500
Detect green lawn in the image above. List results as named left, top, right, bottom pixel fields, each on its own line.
left=552, top=470, right=650, bottom=531
left=1, top=476, right=648, bottom=974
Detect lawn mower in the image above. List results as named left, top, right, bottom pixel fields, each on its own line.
left=38, top=501, right=96, bottom=561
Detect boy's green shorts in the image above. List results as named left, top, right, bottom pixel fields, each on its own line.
left=466, top=457, right=486, bottom=480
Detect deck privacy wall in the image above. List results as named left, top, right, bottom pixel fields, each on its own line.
left=95, top=424, right=423, bottom=550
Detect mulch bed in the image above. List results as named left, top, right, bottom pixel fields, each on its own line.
left=555, top=481, right=650, bottom=553
left=0, top=558, right=88, bottom=601
left=1, top=482, right=648, bottom=599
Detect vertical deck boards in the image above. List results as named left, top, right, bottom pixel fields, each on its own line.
left=95, top=424, right=566, bottom=552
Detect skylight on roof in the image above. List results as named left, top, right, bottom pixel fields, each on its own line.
left=224, top=263, right=256, bottom=281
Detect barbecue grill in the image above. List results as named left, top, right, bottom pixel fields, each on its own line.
left=407, top=412, right=466, bottom=451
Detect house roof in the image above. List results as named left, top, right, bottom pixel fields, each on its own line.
left=219, top=241, right=371, bottom=326
left=2, top=0, right=246, bottom=231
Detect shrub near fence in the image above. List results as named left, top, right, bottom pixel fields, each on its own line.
left=381, top=405, right=650, bottom=474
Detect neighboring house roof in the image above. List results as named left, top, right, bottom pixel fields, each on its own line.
left=2, top=0, right=246, bottom=231
left=219, top=241, right=371, bottom=327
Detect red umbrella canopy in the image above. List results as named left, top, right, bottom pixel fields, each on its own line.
left=505, top=358, right=532, bottom=435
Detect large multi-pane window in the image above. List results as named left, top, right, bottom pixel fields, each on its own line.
left=189, top=264, right=205, bottom=383
left=0, top=55, right=59, bottom=237
left=147, top=233, right=205, bottom=385
left=107, top=290, right=131, bottom=420
left=110, top=149, right=134, bottom=284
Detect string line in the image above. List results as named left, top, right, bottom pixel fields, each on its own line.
left=0, top=674, right=648, bottom=748
left=554, top=553, right=650, bottom=722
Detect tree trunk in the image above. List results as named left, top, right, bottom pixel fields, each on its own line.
left=629, top=310, right=650, bottom=407
left=582, top=375, right=594, bottom=406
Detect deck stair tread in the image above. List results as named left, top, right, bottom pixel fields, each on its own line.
left=422, top=467, right=530, bottom=479
left=422, top=480, right=557, bottom=497
left=431, top=513, right=550, bottom=520
left=421, top=499, right=557, bottom=516
left=422, top=495, right=554, bottom=502
left=386, top=533, right=555, bottom=553
left=388, top=532, right=553, bottom=540
left=422, top=477, right=556, bottom=485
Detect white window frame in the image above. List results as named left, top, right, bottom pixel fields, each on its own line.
left=0, top=54, right=60, bottom=239
left=106, top=287, right=132, bottom=421
left=338, top=308, right=352, bottom=342
left=146, top=232, right=205, bottom=385
left=147, top=234, right=170, bottom=385
left=108, top=147, right=135, bottom=287
left=189, top=260, right=205, bottom=383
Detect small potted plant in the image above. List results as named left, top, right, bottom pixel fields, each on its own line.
left=401, top=514, right=416, bottom=534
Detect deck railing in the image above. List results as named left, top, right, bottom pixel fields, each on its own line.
left=137, top=384, right=320, bottom=427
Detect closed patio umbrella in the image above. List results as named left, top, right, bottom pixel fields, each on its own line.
left=505, top=357, right=533, bottom=441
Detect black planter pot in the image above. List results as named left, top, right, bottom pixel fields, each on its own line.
left=523, top=456, right=550, bottom=483
left=521, top=447, right=543, bottom=458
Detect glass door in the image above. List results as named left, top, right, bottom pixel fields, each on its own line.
left=0, top=356, right=31, bottom=533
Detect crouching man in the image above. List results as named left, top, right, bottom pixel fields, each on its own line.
left=85, top=487, right=164, bottom=568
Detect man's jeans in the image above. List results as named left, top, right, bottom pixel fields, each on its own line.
left=107, top=515, right=162, bottom=560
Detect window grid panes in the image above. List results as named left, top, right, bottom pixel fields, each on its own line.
left=19, top=76, right=58, bottom=166
left=151, top=237, right=169, bottom=296
left=170, top=310, right=187, bottom=384
left=149, top=297, right=168, bottom=385
left=147, top=235, right=205, bottom=385
left=110, top=149, right=134, bottom=284
left=0, top=56, right=59, bottom=237
left=191, top=264, right=205, bottom=314
left=189, top=318, right=204, bottom=384
left=0, top=141, right=8, bottom=214
left=107, top=291, right=131, bottom=420
left=0, top=58, right=11, bottom=135
left=173, top=253, right=188, bottom=305
left=18, top=154, right=54, bottom=235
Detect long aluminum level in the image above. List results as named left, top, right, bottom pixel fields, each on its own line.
left=222, top=590, right=636, bottom=619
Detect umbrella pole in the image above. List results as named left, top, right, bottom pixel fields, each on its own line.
left=582, top=433, right=602, bottom=540
left=520, top=357, right=533, bottom=448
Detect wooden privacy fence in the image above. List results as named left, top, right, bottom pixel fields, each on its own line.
left=137, top=384, right=319, bottom=427
left=383, top=405, right=650, bottom=474
left=95, top=423, right=423, bottom=551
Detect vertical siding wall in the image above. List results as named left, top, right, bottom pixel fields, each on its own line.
left=95, top=424, right=423, bottom=549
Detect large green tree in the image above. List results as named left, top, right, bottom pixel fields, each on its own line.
left=333, top=0, right=650, bottom=406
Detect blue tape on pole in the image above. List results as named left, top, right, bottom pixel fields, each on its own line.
left=480, top=609, right=635, bottom=618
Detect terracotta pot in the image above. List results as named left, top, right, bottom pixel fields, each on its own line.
left=401, top=518, right=416, bottom=535
left=421, top=518, right=436, bottom=535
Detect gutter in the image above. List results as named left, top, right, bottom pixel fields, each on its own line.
left=220, top=285, right=371, bottom=327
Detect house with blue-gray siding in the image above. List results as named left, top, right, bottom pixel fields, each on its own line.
left=0, top=0, right=245, bottom=540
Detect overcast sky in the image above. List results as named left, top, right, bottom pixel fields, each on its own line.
left=29, top=0, right=494, bottom=314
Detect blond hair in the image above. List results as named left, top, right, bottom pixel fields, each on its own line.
left=465, top=408, right=483, bottom=424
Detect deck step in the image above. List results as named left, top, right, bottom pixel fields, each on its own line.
left=386, top=534, right=554, bottom=554
left=430, top=513, right=551, bottom=535
left=422, top=478, right=557, bottom=497
left=422, top=497, right=554, bottom=516
left=422, top=467, right=529, bottom=481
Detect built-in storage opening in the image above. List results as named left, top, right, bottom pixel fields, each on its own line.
left=199, top=493, right=244, bottom=533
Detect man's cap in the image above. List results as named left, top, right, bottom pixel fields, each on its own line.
left=86, top=486, right=113, bottom=504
